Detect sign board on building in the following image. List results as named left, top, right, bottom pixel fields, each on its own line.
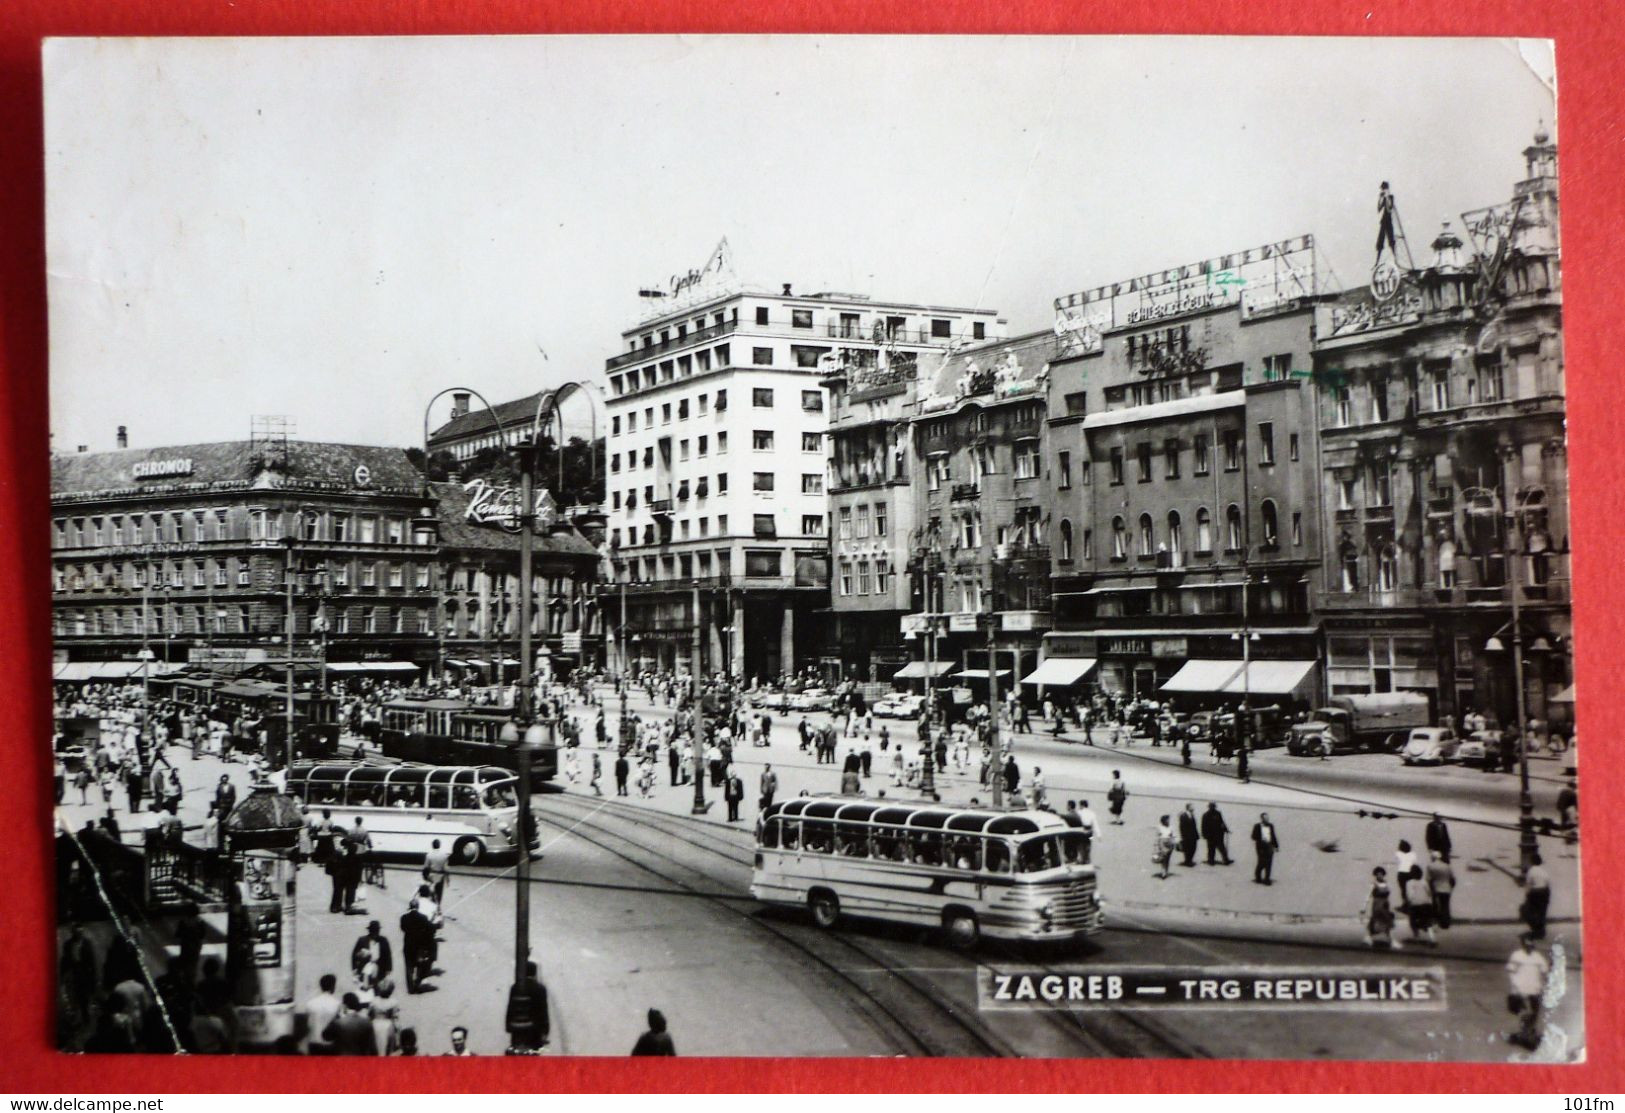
left=1151, top=638, right=1189, bottom=659
left=188, top=647, right=270, bottom=664
left=901, top=613, right=932, bottom=635
left=1042, top=635, right=1095, bottom=658
left=948, top=613, right=980, bottom=632
left=1104, top=638, right=1150, bottom=657
left=1317, top=278, right=1426, bottom=342
left=1001, top=611, right=1038, bottom=632
left=639, top=237, right=738, bottom=316
left=132, top=458, right=194, bottom=480
left=1053, top=235, right=1316, bottom=357
left=462, top=479, right=556, bottom=532
left=561, top=631, right=583, bottom=653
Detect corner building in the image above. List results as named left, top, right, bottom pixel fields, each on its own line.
left=1044, top=237, right=1324, bottom=705
left=603, top=287, right=1000, bottom=679
left=1311, top=127, right=1569, bottom=728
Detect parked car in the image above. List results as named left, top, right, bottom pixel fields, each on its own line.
left=790, top=688, right=835, bottom=712
left=873, top=693, right=925, bottom=720
left=1400, top=727, right=1460, bottom=765
left=1454, top=730, right=1499, bottom=767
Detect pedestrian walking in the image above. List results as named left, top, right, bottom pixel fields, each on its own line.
left=1521, top=853, right=1552, bottom=940
left=1031, top=767, right=1047, bottom=809
left=724, top=770, right=745, bottom=822
left=1002, top=754, right=1020, bottom=797
left=1153, top=816, right=1177, bottom=879
left=422, top=839, right=450, bottom=905
left=589, top=752, right=603, bottom=797
left=1402, top=867, right=1438, bottom=946
left=1201, top=802, right=1232, bottom=865
left=1361, top=867, right=1396, bottom=949
left=615, top=753, right=630, bottom=796
left=304, top=974, right=342, bottom=1055
left=1506, top=933, right=1551, bottom=1050
left=631, top=1007, right=676, bottom=1056
left=1427, top=850, right=1456, bottom=929
left=1395, top=839, right=1418, bottom=880
left=1178, top=804, right=1200, bottom=867
left=759, top=764, right=778, bottom=811
left=1251, top=812, right=1279, bottom=884
left=1107, top=770, right=1128, bottom=825
left=1425, top=813, right=1453, bottom=862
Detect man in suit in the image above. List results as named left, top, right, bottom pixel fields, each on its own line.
left=614, top=752, right=630, bottom=796
left=1251, top=812, right=1280, bottom=884
left=759, top=764, right=778, bottom=811
left=350, top=921, right=393, bottom=989
left=1178, top=804, right=1200, bottom=867
left=1201, top=802, right=1232, bottom=865
left=724, top=771, right=745, bottom=822
left=322, top=993, right=379, bottom=1055
left=1425, top=813, right=1453, bottom=863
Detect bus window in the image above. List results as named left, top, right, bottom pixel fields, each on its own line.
left=871, top=830, right=907, bottom=862
left=389, top=782, right=425, bottom=809
left=949, top=836, right=982, bottom=871
left=909, top=832, right=943, bottom=867
left=426, top=784, right=450, bottom=811
left=482, top=783, right=516, bottom=810
left=453, top=786, right=479, bottom=811
left=780, top=820, right=800, bottom=851
left=803, top=820, right=833, bottom=854
left=1017, top=836, right=1061, bottom=873
left=1058, top=831, right=1093, bottom=865
left=836, top=823, right=867, bottom=858
left=985, top=839, right=1012, bottom=874
left=760, top=818, right=780, bottom=848
left=348, top=782, right=385, bottom=808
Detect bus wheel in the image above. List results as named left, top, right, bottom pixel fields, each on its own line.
left=942, top=908, right=980, bottom=949
left=453, top=836, right=486, bottom=865
left=808, top=889, right=840, bottom=929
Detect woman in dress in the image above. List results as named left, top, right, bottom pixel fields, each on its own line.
left=1362, top=867, right=1396, bottom=948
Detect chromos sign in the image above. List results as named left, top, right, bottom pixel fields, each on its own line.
left=463, top=479, right=557, bottom=532
left=1053, top=234, right=1316, bottom=357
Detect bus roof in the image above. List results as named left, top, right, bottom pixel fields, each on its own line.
left=383, top=698, right=473, bottom=711
left=763, top=795, right=1070, bottom=837
left=288, top=761, right=513, bottom=786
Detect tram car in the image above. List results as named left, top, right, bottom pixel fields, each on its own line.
left=378, top=697, right=559, bottom=780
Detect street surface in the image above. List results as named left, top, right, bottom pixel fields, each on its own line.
left=54, top=683, right=1584, bottom=1059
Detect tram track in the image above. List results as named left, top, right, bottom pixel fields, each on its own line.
left=538, top=792, right=1205, bottom=1059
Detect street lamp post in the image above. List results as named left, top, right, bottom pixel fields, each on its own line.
left=1491, top=471, right=1541, bottom=876
left=690, top=582, right=708, bottom=815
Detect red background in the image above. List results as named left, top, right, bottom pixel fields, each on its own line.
left=2, top=0, right=1620, bottom=1093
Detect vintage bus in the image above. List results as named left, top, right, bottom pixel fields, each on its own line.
left=378, top=697, right=558, bottom=780
left=286, top=761, right=533, bottom=864
left=752, top=797, right=1104, bottom=948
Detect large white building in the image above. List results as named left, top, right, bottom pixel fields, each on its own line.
left=604, top=285, right=1001, bottom=679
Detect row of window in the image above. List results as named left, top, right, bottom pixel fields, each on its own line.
left=52, top=509, right=428, bottom=550
left=836, top=503, right=888, bottom=541
left=1052, top=502, right=1303, bottom=565
left=609, top=429, right=825, bottom=473
left=1096, top=424, right=1297, bottom=488
left=53, top=604, right=434, bottom=638
left=610, top=342, right=732, bottom=396
left=614, top=547, right=800, bottom=582
left=836, top=557, right=893, bottom=597
left=611, top=512, right=825, bottom=550
left=53, top=557, right=441, bottom=593
left=921, top=439, right=1044, bottom=491
left=1325, top=357, right=1505, bottom=428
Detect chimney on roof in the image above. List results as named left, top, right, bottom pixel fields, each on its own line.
left=77, top=445, right=88, bottom=453
left=116, top=425, right=128, bottom=449
left=451, top=392, right=471, bottom=418
left=782, top=283, right=793, bottom=296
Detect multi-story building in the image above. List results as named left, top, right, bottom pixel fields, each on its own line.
left=603, top=285, right=1000, bottom=679
left=1044, top=236, right=1324, bottom=706
left=821, top=320, right=1012, bottom=683
left=427, top=391, right=549, bottom=464
left=900, top=330, right=1057, bottom=699
left=429, top=479, right=606, bottom=681
left=50, top=433, right=440, bottom=679
left=1312, top=126, right=1568, bottom=728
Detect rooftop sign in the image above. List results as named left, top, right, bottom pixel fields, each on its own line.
left=132, top=458, right=194, bottom=480
left=1053, top=235, right=1316, bottom=357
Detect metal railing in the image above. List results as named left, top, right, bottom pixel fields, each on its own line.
left=606, top=319, right=742, bottom=371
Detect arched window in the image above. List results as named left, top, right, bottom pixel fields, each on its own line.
left=1059, top=519, right=1074, bottom=563
left=1138, top=513, right=1155, bottom=557
left=1111, top=516, right=1127, bottom=559
left=1377, top=544, right=1399, bottom=592
left=1226, top=504, right=1243, bottom=551
left=1196, top=507, right=1212, bottom=553
left=1261, top=500, right=1279, bottom=547
left=1167, top=511, right=1184, bottom=567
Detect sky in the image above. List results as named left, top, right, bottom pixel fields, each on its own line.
left=44, top=35, right=1556, bottom=454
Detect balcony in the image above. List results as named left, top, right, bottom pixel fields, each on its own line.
left=606, top=319, right=741, bottom=371
left=1363, top=504, right=1395, bottom=524
left=1426, top=489, right=1455, bottom=518
left=649, top=499, right=673, bottom=518
left=951, top=482, right=980, bottom=502
left=824, top=323, right=986, bottom=346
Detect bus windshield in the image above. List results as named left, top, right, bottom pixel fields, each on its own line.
left=482, top=782, right=518, bottom=810
left=1016, top=832, right=1093, bottom=872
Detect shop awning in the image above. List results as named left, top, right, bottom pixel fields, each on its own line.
left=444, top=658, right=470, bottom=668
left=1552, top=684, right=1576, bottom=703
left=1021, top=658, right=1098, bottom=687
left=464, top=658, right=492, bottom=668
left=52, top=661, right=185, bottom=681
left=1160, top=659, right=1246, bottom=694
left=955, top=669, right=1013, bottom=680
left=325, top=661, right=420, bottom=674
left=893, top=661, right=957, bottom=680
left=497, top=658, right=520, bottom=666
left=1221, top=660, right=1317, bottom=696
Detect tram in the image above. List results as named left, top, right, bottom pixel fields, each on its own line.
left=378, top=697, right=559, bottom=780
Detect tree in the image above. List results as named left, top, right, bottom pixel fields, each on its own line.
left=405, top=447, right=460, bottom=482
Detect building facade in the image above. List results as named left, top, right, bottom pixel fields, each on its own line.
left=51, top=437, right=440, bottom=678
left=1312, top=127, right=1568, bottom=729
left=603, top=285, right=1001, bottom=680
left=900, top=331, right=1057, bottom=700
left=1044, top=237, right=1325, bottom=706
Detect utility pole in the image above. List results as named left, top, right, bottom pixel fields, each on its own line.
left=505, top=436, right=540, bottom=1054
left=920, top=556, right=937, bottom=798
left=284, top=536, right=296, bottom=771
left=1505, top=469, right=1538, bottom=875
left=987, top=591, right=1003, bottom=809
left=691, top=582, right=707, bottom=815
